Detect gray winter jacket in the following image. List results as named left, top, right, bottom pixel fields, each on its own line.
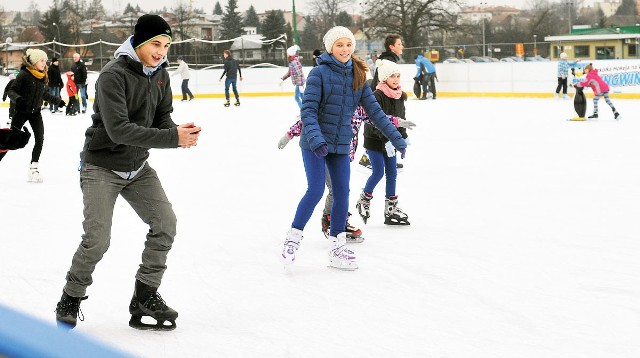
left=80, top=39, right=178, bottom=171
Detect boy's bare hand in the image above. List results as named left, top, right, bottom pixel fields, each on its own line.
left=177, top=123, right=201, bottom=148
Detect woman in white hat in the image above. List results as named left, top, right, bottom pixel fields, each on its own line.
left=280, top=26, right=408, bottom=271
left=281, top=45, right=305, bottom=109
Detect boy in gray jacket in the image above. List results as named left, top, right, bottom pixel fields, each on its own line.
left=55, top=14, right=202, bottom=331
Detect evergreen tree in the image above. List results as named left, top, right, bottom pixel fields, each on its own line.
left=261, top=10, right=287, bottom=52
left=301, top=15, right=322, bottom=52
left=219, top=0, right=244, bottom=41
left=244, top=5, right=261, bottom=32
left=335, top=10, right=352, bottom=27
left=123, top=3, right=137, bottom=15
left=615, top=0, right=638, bottom=16
left=39, top=8, right=72, bottom=56
left=87, top=0, right=106, bottom=19
left=213, top=1, right=223, bottom=15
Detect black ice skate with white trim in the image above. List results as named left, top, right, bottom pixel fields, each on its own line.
left=129, top=280, right=178, bottom=331
left=356, top=192, right=373, bottom=224
left=384, top=196, right=410, bottom=225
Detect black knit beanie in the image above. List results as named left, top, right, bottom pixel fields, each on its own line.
left=132, top=14, right=172, bottom=49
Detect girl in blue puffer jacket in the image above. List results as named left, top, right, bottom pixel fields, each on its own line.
left=281, top=26, right=407, bottom=271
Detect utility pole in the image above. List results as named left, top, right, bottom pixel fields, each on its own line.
left=292, top=0, right=299, bottom=45
left=480, top=2, right=488, bottom=57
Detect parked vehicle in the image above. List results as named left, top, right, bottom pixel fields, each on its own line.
left=443, top=57, right=462, bottom=64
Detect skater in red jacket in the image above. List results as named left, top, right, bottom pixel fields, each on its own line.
left=65, top=72, right=80, bottom=115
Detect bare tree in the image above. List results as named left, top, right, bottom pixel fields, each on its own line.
left=309, top=0, right=353, bottom=33
left=363, top=0, right=463, bottom=48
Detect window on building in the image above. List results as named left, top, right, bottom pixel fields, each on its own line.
left=595, top=46, right=614, bottom=59
left=574, top=45, right=590, bottom=57
left=245, top=51, right=254, bottom=59
left=629, top=44, right=638, bottom=57
left=201, top=28, right=212, bottom=41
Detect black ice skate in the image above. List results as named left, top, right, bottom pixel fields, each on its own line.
left=356, top=192, right=373, bottom=224
left=55, top=291, right=88, bottom=329
left=384, top=195, right=410, bottom=225
left=588, top=113, right=598, bottom=119
left=129, top=280, right=178, bottom=331
left=321, top=213, right=364, bottom=243
left=234, top=100, right=240, bottom=106
left=358, top=154, right=372, bottom=169
left=224, top=100, right=230, bottom=107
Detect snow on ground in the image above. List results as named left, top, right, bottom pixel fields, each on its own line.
left=1, top=95, right=639, bottom=358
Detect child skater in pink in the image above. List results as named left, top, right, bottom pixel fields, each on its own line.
left=576, top=63, right=621, bottom=120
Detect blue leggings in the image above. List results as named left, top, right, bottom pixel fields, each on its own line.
left=294, top=85, right=303, bottom=109
left=292, top=149, right=350, bottom=237
left=363, top=149, right=397, bottom=197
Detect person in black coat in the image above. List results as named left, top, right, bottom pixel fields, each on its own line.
left=361, top=34, right=406, bottom=169
left=47, top=57, right=64, bottom=113
left=219, top=50, right=243, bottom=106
left=359, top=59, right=414, bottom=226
left=72, top=53, right=88, bottom=113
left=3, top=49, right=66, bottom=181
left=370, top=34, right=404, bottom=91
left=312, top=49, right=322, bottom=67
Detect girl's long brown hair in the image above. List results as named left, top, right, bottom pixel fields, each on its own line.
left=351, top=54, right=368, bottom=90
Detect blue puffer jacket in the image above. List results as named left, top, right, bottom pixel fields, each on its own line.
left=300, top=52, right=406, bottom=154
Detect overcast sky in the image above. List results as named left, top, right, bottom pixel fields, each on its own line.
left=1, top=0, right=545, bottom=15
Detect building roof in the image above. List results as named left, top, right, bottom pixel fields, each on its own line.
left=545, top=25, right=640, bottom=41
left=230, top=34, right=267, bottom=51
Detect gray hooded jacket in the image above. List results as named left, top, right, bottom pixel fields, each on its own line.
left=80, top=36, right=178, bottom=172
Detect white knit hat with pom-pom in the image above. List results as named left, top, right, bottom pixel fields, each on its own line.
left=287, top=45, right=300, bottom=57
left=375, top=59, right=400, bottom=82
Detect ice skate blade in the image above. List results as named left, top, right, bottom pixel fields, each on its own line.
left=324, top=233, right=364, bottom=243
left=384, top=219, right=411, bottom=225
left=346, top=236, right=365, bottom=243
left=328, top=262, right=359, bottom=271
left=129, top=316, right=176, bottom=331
left=56, top=320, right=76, bottom=330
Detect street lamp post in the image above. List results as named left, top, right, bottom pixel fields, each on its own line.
left=480, top=2, right=487, bottom=57
left=291, top=0, right=299, bottom=45
left=5, top=37, right=12, bottom=73
left=565, top=1, right=573, bottom=33
left=359, top=1, right=369, bottom=52
left=53, top=22, right=61, bottom=57
left=533, top=34, right=537, bottom=56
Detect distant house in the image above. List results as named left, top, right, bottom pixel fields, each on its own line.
left=229, top=34, right=267, bottom=61
left=545, top=25, right=640, bottom=60
left=257, top=10, right=306, bottom=33
left=1, top=41, right=40, bottom=69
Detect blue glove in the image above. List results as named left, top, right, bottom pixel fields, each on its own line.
left=399, top=148, right=406, bottom=159
left=313, top=144, right=328, bottom=158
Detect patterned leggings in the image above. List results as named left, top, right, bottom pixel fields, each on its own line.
left=593, top=91, right=616, bottom=114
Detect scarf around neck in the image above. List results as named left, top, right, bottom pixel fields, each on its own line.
left=376, top=82, right=402, bottom=99
left=22, top=56, right=48, bottom=83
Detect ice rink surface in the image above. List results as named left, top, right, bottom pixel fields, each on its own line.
left=1, top=95, right=639, bottom=357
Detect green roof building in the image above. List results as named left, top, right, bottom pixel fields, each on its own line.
left=545, top=25, right=640, bottom=60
